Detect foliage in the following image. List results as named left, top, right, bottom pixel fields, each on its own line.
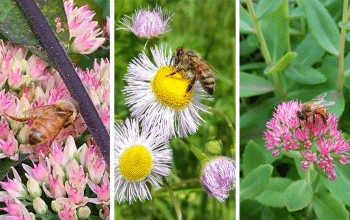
left=115, top=0, right=235, bottom=219
left=240, top=0, right=350, bottom=219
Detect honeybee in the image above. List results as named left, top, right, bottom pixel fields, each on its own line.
left=167, top=47, right=219, bottom=95
left=4, top=100, right=79, bottom=154
left=296, top=93, right=335, bottom=125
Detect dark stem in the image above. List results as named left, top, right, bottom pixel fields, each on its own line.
left=15, top=0, right=110, bottom=165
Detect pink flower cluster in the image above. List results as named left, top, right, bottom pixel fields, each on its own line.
left=0, top=39, right=109, bottom=160
left=264, top=100, right=350, bottom=180
left=64, top=0, right=106, bottom=54
left=0, top=136, right=109, bottom=219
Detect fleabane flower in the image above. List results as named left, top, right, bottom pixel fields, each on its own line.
left=200, top=157, right=236, bottom=202
left=123, top=45, right=210, bottom=138
left=115, top=118, right=172, bottom=204
left=118, top=6, right=174, bottom=39
left=264, top=100, right=350, bottom=181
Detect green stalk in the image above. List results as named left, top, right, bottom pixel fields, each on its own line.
left=181, top=138, right=209, bottom=166
left=207, top=107, right=235, bottom=146
left=246, top=0, right=273, bottom=67
left=163, top=177, right=183, bottom=220
left=338, top=0, right=349, bottom=93
left=305, top=168, right=310, bottom=183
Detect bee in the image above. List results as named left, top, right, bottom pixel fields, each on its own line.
left=4, top=100, right=79, bottom=154
left=296, top=93, right=335, bottom=125
left=167, top=47, right=219, bottom=95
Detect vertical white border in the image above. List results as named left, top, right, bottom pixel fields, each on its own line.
left=235, top=0, right=240, bottom=219
left=109, top=0, right=115, bottom=218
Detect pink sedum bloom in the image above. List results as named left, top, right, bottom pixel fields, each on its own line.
left=118, top=6, right=174, bottom=39
left=64, top=1, right=105, bottom=54
left=264, top=100, right=350, bottom=181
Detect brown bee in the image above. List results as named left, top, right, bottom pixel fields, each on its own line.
left=167, top=47, right=219, bottom=95
left=296, top=93, right=335, bottom=125
left=4, top=100, right=79, bottom=154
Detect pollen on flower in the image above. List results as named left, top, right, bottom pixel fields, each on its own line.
left=119, top=146, right=152, bottom=181
left=152, top=66, right=193, bottom=110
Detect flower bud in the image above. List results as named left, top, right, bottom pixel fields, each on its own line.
left=33, top=197, right=48, bottom=215
left=51, top=199, right=63, bottom=213
left=78, top=206, right=91, bottom=219
left=205, top=140, right=222, bottom=155
left=27, top=177, right=42, bottom=198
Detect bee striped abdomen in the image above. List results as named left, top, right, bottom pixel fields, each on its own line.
left=200, top=73, right=215, bottom=95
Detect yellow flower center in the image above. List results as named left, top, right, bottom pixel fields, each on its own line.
left=151, top=66, right=193, bottom=110
left=119, top=146, right=152, bottom=181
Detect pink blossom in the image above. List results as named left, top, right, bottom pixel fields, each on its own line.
left=118, top=6, right=174, bottom=39
left=59, top=205, right=77, bottom=220
left=264, top=100, right=350, bottom=181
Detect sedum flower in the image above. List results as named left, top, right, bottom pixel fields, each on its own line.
left=200, top=157, right=236, bottom=202
left=264, top=100, right=350, bottom=180
left=118, top=6, right=174, bottom=39
left=0, top=136, right=109, bottom=219
left=115, top=118, right=172, bottom=204
left=64, top=0, right=106, bottom=54
left=123, top=45, right=211, bottom=138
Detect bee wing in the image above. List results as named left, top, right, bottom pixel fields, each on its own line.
left=189, top=56, right=221, bottom=75
left=22, top=105, right=54, bottom=117
left=23, top=105, right=71, bottom=119
left=319, top=100, right=335, bottom=108
left=310, top=93, right=327, bottom=103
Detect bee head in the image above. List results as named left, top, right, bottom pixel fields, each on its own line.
left=296, top=110, right=305, bottom=120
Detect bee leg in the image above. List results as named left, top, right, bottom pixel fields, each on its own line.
left=71, top=122, right=78, bottom=136
left=166, top=67, right=184, bottom=77
left=317, top=113, right=328, bottom=125
left=3, top=112, right=35, bottom=122
left=186, top=75, right=197, bottom=94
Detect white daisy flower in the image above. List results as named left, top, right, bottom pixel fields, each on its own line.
left=117, top=6, right=174, bottom=39
left=123, top=45, right=211, bottom=138
left=114, top=118, right=172, bottom=204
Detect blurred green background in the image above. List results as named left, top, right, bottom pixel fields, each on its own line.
left=115, top=0, right=236, bottom=219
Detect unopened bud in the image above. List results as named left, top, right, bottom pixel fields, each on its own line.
left=78, top=206, right=91, bottom=219
left=51, top=200, right=63, bottom=213
left=33, top=197, right=48, bottom=215
left=205, top=140, right=222, bottom=155
left=27, top=177, right=42, bottom=198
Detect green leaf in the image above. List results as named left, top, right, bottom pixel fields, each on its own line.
left=240, top=96, right=279, bottom=129
left=242, top=140, right=266, bottom=176
left=240, top=164, right=273, bottom=201
left=284, top=180, right=313, bottom=212
left=323, top=163, right=350, bottom=206
left=256, top=0, right=285, bottom=19
left=305, top=0, right=340, bottom=56
left=285, top=65, right=326, bottom=84
left=240, top=62, right=266, bottom=71
left=265, top=52, right=297, bottom=74
left=326, top=91, right=345, bottom=118
left=293, top=33, right=326, bottom=67
left=0, top=154, right=29, bottom=181
left=240, top=72, right=276, bottom=97
left=256, top=177, right=293, bottom=208
left=0, top=0, right=69, bottom=63
left=259, top=0, right=289, bottom=64
left=312, top=192, right=349, bottom=220
left=240, top=5, right=254, bottom=34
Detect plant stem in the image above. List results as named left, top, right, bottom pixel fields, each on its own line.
left=246, top=0, right=273, bottom=67
left=305, top=168, right=310, bottom=183
left=272, top=73, right=285, bottom=101
left=338, top=0, right=349, bottom=93
left=181, top=138, right=209, bottom=165
left=163, top=177, right=183, bottom=220
left=207, top=107, right=235, bottom=146
left=153, top=178, right=200, bottom=194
